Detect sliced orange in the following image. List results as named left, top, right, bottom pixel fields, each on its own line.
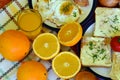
left=58, top=22, right=83, bottom=46
left=33, top=33, right=60, bottom=60
left=52, top=51, right=81, bottom=79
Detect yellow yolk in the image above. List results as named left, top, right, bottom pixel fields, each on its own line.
left=60, top=2, right=74, bottom=15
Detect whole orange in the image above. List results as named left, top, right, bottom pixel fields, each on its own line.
left=0, top=30, right=30, bottom=61
left=0, top=0, right=12, bottom=8
left=17, top=60, right=48, bottom=80
left=75, top=71, right=97, bottom=80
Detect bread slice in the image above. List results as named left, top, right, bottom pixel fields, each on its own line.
left=110, top=52, right=120, bottom=80
left=80, top=37, right=112, bottom=67
left=94, top=7, right=120, bottom=37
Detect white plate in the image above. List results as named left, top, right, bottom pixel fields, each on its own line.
left=30, top=0, right=94, bottom=29
left=84, top=23, right=111, bottom=78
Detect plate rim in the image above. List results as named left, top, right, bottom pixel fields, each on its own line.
left=28, top=0, right=98, bottom=32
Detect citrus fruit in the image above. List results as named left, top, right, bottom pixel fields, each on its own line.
left=33, top=33, right=60, bottom=60
left=0, top=0, right=11, bottom=9
left=0, top=30, right=30, bottom=61
left=17, top=60, right=47, bottom=80
left=58, top=22, right=83, bottom=46
left=75, top=71, right=97, bottom=80
left=52, top=51, right=81, bottom=79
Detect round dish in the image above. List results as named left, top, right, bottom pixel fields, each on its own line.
left=28, top=0, right=97, bottom=31
left=84, top=23, right=111, bottom=78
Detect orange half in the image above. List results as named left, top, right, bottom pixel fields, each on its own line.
left=58, top=22, right=83, bottom=46
left=52, top=51, right=81, bottom=79
left=33, top=33, right=60, bottom=60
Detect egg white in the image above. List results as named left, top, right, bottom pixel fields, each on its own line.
left=51, top=0, right=81, bottom=26
left=36, top=0, right=54, bottom=21
left=34, top=0, right=81, bottom=27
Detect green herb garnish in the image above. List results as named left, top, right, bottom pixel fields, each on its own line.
left=100, top=48, right=106, bottom=54
left=102, top=55, right=107, bottom=60
left=88, top=41, right=94, bottom=50
left=103, top=20, right=108, bottom=23
left=73, top=12, right=76, bottom=17
left=113, top=15, right=119, bottom=23
left=110, top=25, right=120, bottom=32
left=92, top=54, right=98, bottom=63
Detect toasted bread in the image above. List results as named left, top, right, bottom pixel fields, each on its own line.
left=110, top=52, right=120, bottom=80
left=80, top=37, right=112, bottom=67
left=94, top=7, right=120, bottom=37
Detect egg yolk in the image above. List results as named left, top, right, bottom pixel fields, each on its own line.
left=60, top=2, right=74, bottom=15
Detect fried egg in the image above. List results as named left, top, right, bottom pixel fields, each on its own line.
left=33, top=0, right=81, bottom=27
left=34, top=0, right=54, bottom=21
left=51, top=0, right=81, bottom=26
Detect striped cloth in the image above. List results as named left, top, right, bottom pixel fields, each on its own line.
left=0, top=0, right=74, bottom=80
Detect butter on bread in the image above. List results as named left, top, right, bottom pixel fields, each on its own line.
left=110, top=52, right=120, bottom=80
left=80, top=37, right=112, bottom=67
left=94, top=7, right=120, bottom=37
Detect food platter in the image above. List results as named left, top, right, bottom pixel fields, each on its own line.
left=83, top=23, right=112, bottom=79
left=28, top=0, right=97, bottom=30
left=1, top=0, right=120, bottom=80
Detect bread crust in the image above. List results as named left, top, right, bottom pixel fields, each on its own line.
left=94, top=7, right=120, bottom=37
left=80, top=37, right=112, bottom=67
left=110, top=52, right=120, bottom=80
